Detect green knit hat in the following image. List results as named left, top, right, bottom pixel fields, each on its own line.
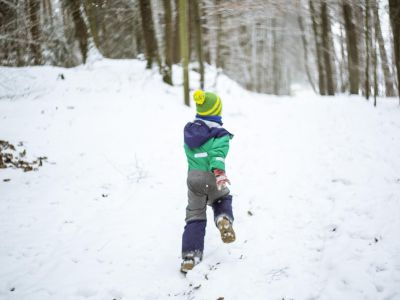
left=193, top=90, right=222, bottom=116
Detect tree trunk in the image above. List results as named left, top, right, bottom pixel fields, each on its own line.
left=27, top=0, right=42, bottom=65
left=179, top=0, right=189, bottom=106
left=172, top=0, right=180, bottom=64
left=272, top=18, right=280, bottom=95
left=258, top=26, right=267, bottom=93
left=42, top=0, right=53, bottom=26
left=133, top=3, right=143, bottom=57
left=201, top=3, right=211, bottom=65
left=162, top=0, right=173, bottom=85
left=343, top=2, right=360, bottom=95
left=339, top=23, right=347, bottom=92
left=364, top=0, right=370, bottom=100
left=68, top=0, right=89, bottom=64
left=373, top=24, right=378, bottom=106
left=138, top=0, right=160, bottom=69
left=0, top=3, right=15, bottom=65
left=373, top=0, right=395, bottom=97
left=83, top=0, right=101, bottom=50
left=215, top=0, right=224, bottom=69
left=389, top=0, right=400, bottom=100
left=251, top=22, right=257, bottom=91
left=297, top=12, right=316, bottom=93
left=309, top=0, right=326, bottom=95
left=16, top=5, right=24, bottom=66
left=320, top=1, right=334, bottom=95
left=191, top=0, right=204, bottom=89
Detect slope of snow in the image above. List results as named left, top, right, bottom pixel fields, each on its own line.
left=0, top=59, right=399, bottom=300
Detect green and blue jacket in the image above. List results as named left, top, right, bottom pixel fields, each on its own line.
left=184, top=118, right=233, bottom=172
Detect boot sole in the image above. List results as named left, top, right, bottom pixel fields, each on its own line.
left=217, top=219, right=236, bottom=243
left=180, top=260, right=195, bottom=273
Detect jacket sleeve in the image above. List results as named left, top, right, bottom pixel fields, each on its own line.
left=208, top=135, right=231, bottom=171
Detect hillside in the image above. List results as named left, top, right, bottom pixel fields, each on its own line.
left=1, top=59, right=400, bottom=300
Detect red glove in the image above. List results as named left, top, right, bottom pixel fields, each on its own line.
left=213, top=169, right=231, bottom=191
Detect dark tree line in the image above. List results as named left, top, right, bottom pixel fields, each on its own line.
left=389, top=0, right=400, bottom=100
left=0, top=0, right=399, bottom=104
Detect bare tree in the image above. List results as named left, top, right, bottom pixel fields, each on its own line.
left=179, top=0, right=189, bottom=106
left=0, top=2, right=17, bottom=65
left=191, top=0, right=204, bottom=89
left=389, top=0, right=400, bottom=100
left=172, top=0, right=180, bottom=64
left=342, top=1, right=360, bottom=95
left=338, top=23, right=348, bottom=92
left=215, top=0, right=224, bottom=69
left=297, top=8, right=316, bottom=93
left=27, top=0, right=42, bottom=64
left=364, top=0, right=370, bottom=100
left=321, top=1, right=335, bottom=95
left=162, top=0, right=173, bottom=85
left=67, top=0, right=89, bottom=64
left=310, top=0, right=326, bottom=95
left=373, top=0, right=395, bottom=97
left=83, top=0, right=100, bottom=50
left=272, top=17, right=280, bottom=95
left=373, top=16, right=378, bottom=106
left=138, top=0, right=161, bottom=69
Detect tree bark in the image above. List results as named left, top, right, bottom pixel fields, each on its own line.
left=162, top=0, right=173, bottom=85
left=373, top=23, right=378, bottom=106
left=133, top=2, right=143, bottom=57
left=191, top=0, right=204, bottom=89
left=0, top=3, right=15, bottom=65
left=389, top=0, right=400, bottom=100
left=251, top=22, right=257, bottom=92
left=172, top=0, right=180, bottom=64
left=342, top=1, right=360, bottom=95
left=179, top=0, right=189, bottom=106
left=215, top=0, right=224, bottom=69
left=201, top=3, right=211, bottom=65
left=83, top=0, right=101, bottom=50
left=373, top=0, right=395, bottom=97
left=27, top=0, right=42, bottom=65
left=364, top=0, right=370, bottom=100
left=309, top=0, right=326, bottom=95
left=68, top=0, right=89, bottom=64
left=320, top=1, right=335, bottom=95
left=42, top=0, right=53, bottom=26
left=339, top=23, right=347, bottom=92
left=272, top=17, right=280, bottom=95
left=297, top=12, right=316, bottom=93
left=138, top=0, right=161, bottom=69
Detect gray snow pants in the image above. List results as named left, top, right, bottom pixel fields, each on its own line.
left=186, top=170, right=230, bottom=223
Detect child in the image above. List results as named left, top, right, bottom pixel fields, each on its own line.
left=180, top=89, right=236, bottom=273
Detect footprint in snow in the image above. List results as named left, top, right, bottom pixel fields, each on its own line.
left=331, top=178, right=352, bottom=185
left=75, top=287, right=97, bottom=298
left=266, top=267, right=289, bottom=283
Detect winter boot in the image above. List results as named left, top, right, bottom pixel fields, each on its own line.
left=217, top=216, right=236, bottom=243
left=180, top=252, right=201, bottom=273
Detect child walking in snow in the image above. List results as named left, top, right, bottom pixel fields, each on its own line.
left=180, top=89, right=236, bottom=273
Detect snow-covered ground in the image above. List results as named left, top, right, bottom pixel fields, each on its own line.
left=1, top=59, right=400, bottom=300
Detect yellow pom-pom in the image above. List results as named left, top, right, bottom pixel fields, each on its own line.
left=193, top=89, right=205, bottom=105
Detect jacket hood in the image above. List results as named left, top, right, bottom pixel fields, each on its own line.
left=184, top=120, right=232, bottom=149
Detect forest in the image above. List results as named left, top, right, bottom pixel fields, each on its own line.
left=1, top=0, right=400, bottom=104
left=1, top=1, right=400, bottom=299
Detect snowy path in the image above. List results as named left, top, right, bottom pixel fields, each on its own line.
left=1, top=60, right=400, bottom=300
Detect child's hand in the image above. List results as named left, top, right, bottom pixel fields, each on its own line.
left=213, top=169, right=231, bottom=190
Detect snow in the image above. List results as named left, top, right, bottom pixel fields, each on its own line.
left=1, top=59, right=400, bottom=300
